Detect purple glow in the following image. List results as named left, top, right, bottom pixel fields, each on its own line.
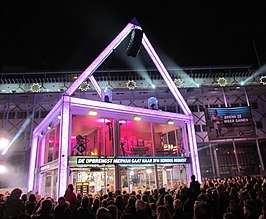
left=29, top=20, right=201, bottom=197
left=58, top=96, right=71, bottom=197
left=142, top=34, right=191, bottom=116
left=38, top=139, right=46, bottom=195
left=189, top=120, right=201, bottom=181
left=65, top=23, right=135, bottom=96
left=71, top=97, right=190, bottom=122
left=88, top=75, right=102, bottom=97
left=28, top=135, right=38, bottom=192
left=182, top=124, right=189, bottom=157
left=33, top=99, right=63, bottom=135
left=187, top=120, right=201, bottom=181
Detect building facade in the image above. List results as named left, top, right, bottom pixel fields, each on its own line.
left=0, top=65, right=266, bottom=195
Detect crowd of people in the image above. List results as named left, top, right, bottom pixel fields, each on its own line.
left=0, top=174, right=266, bottom=219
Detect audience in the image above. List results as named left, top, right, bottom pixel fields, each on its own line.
left=1, top=175, right=266, bottom=219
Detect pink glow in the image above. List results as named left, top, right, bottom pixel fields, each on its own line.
left=88, top=75, right=102, bottom=97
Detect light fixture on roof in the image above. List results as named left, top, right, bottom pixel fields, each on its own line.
left=133, top=115, right=141, bottom=121
left=58, top=114, right=62, bottom=120
left=126, top=80, right=137, bottom=90
left=79, top=81, right=91, bottom=91
left=39, top=131, right=45, bottom=137
left=30, top=83, right=42, bottom=93
left=174, top=78, right=184, bottom=88
left=217, top=77, right=227, bottom=87
left=88, top=110, right=98, bottom=116
left=260, top=76, right=266, bottom=85
left=167, top=119, right=174, bottom=125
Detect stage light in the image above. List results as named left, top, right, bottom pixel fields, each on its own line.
left=88, top=110, right=98, bottom=116
left=101, top=87, right=112, bottom=103
left=148, top=97, right=158, bottom=110
left=0, top=165, right=7, bottom=174
left=39, top=131, right=45, bottom=137
left=47, top=123, right=52, bottom=130
left=167, top=120, right=174, bottom=125
left=58, top=114, right=62, bottom=119
left=0, top=138, right=9, bottom=150
left=133, top=115, right=141, bottom=121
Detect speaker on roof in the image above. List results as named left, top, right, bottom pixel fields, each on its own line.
left=126, top=28, right=143, bottom=57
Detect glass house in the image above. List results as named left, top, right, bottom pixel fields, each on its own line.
left=28, top=19, right=200, bottom=198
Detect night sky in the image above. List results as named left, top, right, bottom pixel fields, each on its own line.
left=1, top=1, right=266, bottom=72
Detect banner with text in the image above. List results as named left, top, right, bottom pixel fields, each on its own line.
left=69, top=156, right=190, bottom=166
left=205, top=106, right=256, bottom=140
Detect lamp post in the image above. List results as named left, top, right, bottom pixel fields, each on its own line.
left=146, top=169, right=152, bottom=189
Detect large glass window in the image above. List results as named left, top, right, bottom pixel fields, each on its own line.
left=215, top=143, right=237, bottom=177
left=70, top=167, right=115, bottom=195
left=157, top=165, right=188, bottom=189
left=121, top=166, right=155, bottom=193
left=198, top=144, right=215, bottom=178
left=235, top=141, right=260, bottom=175
left=44, top=123, right=60, bottom=163
left=71, top=115, right=114, bottom=156
left=154, top=124, right=185, bottom=156
left=43, top=169, right=57, bottom=198
left=119, top=120, right=152, bottom=156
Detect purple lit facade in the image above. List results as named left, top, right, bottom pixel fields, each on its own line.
left=28, top=20, right=201, bottom=198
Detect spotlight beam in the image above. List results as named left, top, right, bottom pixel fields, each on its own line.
left=2, top=117, right=31, bottom=155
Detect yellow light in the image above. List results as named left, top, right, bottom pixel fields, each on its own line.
left=167, top=119, right=174, bottom=125
left=88, top=110, right=98, bottom=116
left=133, top=116, right=141, bottom=121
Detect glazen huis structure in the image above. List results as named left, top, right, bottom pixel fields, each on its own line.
left=28, top=19, right=200, bottom=198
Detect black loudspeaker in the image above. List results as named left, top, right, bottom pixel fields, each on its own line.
left=126, top=29, right=143, bottom=57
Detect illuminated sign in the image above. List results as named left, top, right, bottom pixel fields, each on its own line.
left=69, top=156, right=190, bottom=166
left=205, top=106, right=256, bottom=140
